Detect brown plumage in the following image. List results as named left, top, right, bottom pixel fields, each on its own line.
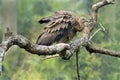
left=36, top=10, right=88, bottom=45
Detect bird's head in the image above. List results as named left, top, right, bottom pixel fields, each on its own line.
left=74, top=17, right=89, bottom=32
left=79, top=17, right=89, bottom=23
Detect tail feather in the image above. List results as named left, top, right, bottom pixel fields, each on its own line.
left=36, top=33, right=56, bottom=46
left=38, top=18, right=50, bottom=24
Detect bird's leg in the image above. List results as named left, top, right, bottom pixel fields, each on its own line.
left=76, top=46, right=80, bottom=80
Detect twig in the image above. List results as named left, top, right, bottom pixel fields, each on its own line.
left=76, top=48, right=80, bottom=80
left=41, top=54, right=59, bottom=61
left=89, top=28, right=101, bottom=41
left=99, top=23, right=105, bottom=31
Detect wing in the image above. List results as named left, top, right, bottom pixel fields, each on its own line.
left=36, top=30, right=69, bottom=45
left=38, top=10, right=79, bottom=33
left=36, top=11, right=79, bottom=45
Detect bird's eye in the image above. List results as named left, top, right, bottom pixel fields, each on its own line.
left=80, top=17, right=88, bottom=22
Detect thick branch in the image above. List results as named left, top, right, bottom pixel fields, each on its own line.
left=86, top=43, right=120, bottom=57
left=0, top=35, right=69, bottom=56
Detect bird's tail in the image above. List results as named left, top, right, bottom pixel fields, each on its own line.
left=38, top=18, right=50, bottom=24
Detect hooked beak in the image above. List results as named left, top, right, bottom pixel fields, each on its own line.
left=79, top=17, right=89, bottom=23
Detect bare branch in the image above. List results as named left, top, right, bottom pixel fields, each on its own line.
left=0, top=35, right=70, bottom=56
left=92, top=0, right=115, bottom=20
left=86, top=43, right=120, bottom=57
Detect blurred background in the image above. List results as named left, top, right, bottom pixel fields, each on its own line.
left=0, top=0, right=120, bottom=80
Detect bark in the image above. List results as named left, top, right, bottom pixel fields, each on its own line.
left=86, top=43, right=120, bottom=57
left=0, top=35, right=69, bottom=56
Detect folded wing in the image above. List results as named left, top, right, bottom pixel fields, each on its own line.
left=36, top=11, right=79, bottom=45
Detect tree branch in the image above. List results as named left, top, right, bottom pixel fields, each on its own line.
left=92, top=0, right=115, bottom=20
left=0, top=35, right=69, bottom=56
left=60, top=0, right=115, bottom=60
left=61, top=21, right=93, bottom=60
left=86, top=43, right=120, bottom=57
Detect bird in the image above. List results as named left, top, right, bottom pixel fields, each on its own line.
left=36, top=10, right=88, bottom=45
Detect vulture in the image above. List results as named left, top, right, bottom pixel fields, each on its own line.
left=36, top=10, right=88, bottom=45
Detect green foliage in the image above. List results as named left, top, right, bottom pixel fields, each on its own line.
left=0, top=0, right=120, bottom=80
